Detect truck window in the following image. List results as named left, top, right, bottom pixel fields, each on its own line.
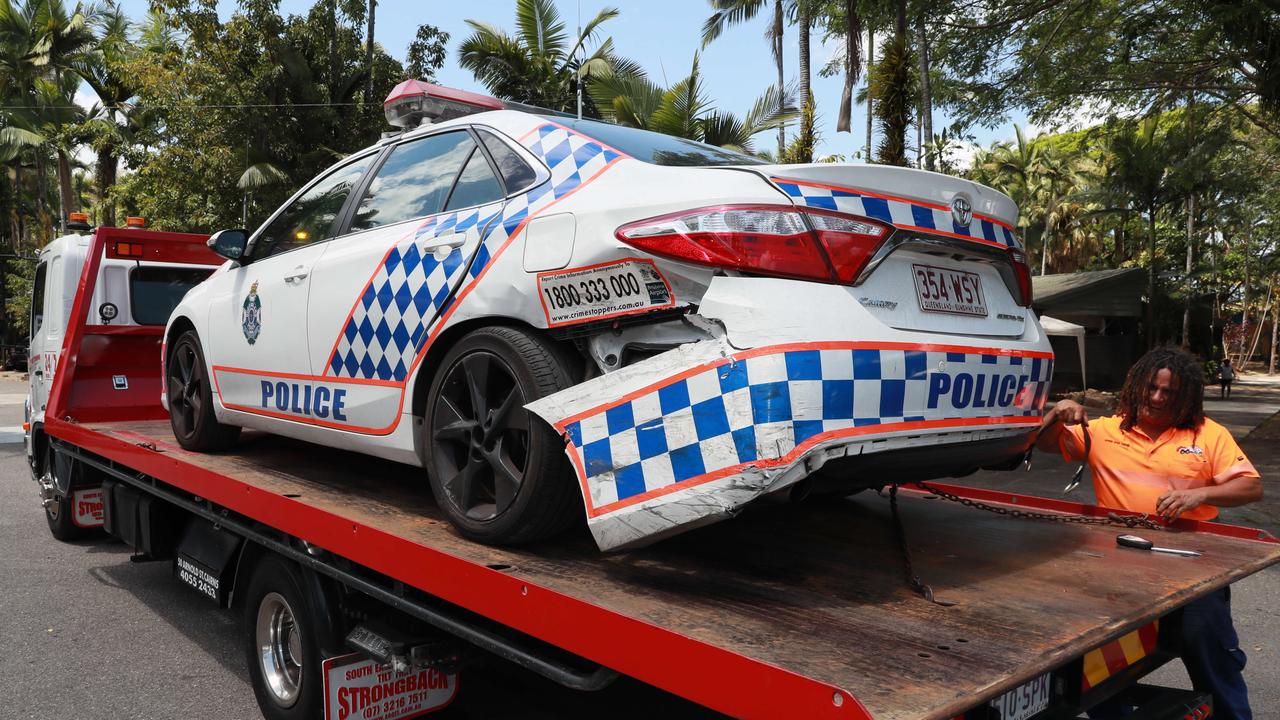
left=30, top=261, right=47, bottom=339
left=130, top=267, right=213, bottom=326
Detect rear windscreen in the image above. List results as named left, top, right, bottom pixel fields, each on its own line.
left=130, top=267, right=212, bottom=325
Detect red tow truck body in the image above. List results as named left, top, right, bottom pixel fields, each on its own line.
left=32, top=228, right=1280, bottom=719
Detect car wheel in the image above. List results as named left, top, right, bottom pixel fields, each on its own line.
left=424, top=326, right=581, bottom=545
left=167, top=330, right=241, bottom=451
left=244, top=555, right=324, bottom=720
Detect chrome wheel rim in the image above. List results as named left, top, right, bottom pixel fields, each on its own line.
left=255, top=591, right=302, bottom=707
left=431, top=351, right=530, bottom=522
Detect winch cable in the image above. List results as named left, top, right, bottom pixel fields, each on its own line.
left=885, top=412, right=1163, bottom=607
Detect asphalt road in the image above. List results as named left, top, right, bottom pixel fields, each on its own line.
left=2, top=372, right=1278, bottom=719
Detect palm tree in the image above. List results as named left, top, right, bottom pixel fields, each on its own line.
left=459, top=0, right=631, bottom=116
left=588, top=55, right=797, bottom=154
left=982, top=125, right=1043, bottom=249
left=701, top=0, right=789, bottom=156
left=1105, top=117, right=1177, bottom=345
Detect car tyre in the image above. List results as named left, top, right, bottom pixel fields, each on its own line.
left=243, top=555, right=324, bottom=720
left=167, top=329, right=240, bottom=451
left=424, top=326, right=581, bottom=545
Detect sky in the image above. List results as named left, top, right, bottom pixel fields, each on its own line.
left=108, top=0, right=1039, bottom=166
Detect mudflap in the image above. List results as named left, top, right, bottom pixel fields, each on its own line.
left=323, top=652, right=458, bottom=720
left=173, top=518, right=242, bottom=607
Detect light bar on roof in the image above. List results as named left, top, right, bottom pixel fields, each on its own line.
left=383, top=79, right=504, bottom=129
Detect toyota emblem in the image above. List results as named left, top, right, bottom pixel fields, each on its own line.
left=951, top=196, right=973, bottom=227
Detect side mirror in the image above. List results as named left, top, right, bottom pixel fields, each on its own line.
left=208, top=229, right=249, bottom=261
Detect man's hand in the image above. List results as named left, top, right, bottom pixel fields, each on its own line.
left=1156, top=488, right=1209, bottom=521
left=1052, top=399, right=1088, bottom=426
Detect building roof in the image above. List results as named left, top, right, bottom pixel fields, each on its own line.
left=1032, top=268, right=1145, bottom=317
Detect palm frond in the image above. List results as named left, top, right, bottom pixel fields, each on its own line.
left=238, top=162, right=290, bottom=191
left=700, top=0, right=766, bottom=47
left=515, top=0, right=566, bottom=59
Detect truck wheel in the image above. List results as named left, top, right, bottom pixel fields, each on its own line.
left=244, top=555, right=324, bottom=720
left=43, top=445, right=90, bottom=541
left=424, top=326, right=581, bottom=545
left=167, top=330, right=240, bottom=451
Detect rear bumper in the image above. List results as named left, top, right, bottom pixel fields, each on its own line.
left=529, top=334, right=1051, bottom=550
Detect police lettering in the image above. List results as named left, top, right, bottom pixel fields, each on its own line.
left=927, top=372, right=1031, bottom=410
left=260, top=381, right=347, bottom=421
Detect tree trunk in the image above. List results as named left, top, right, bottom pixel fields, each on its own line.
left=1270, top=291, right=1279, bottom=374
left=836, top=0, right=861, bottom=134
left=56, top=150, right=78, bottom=231
left=1146, top=209, right=1157, bottom=348
left=97, top=146, right=119, bottom=228
left=917, top=13, right=933, bottom=171
left=1181, top=193, right=1194, bottom=348
left=1246, top=282, right=1271, bottom=369
left=364, top=0, right=377, bottom=104
left=864, top=25, right=873, bottom=157
left=798, top=3, right=810, bottom=111
left=1239, top=226, right=1252, bottom=365
left=329, top=0, right=340, bottom=105
left=774, top=0, right=785, bottom=158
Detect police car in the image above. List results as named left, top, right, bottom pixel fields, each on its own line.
left=163, top=81, right=1052, bottom=550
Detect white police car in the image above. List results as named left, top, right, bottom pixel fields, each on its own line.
left=164, top=81, right=1052, bottom=550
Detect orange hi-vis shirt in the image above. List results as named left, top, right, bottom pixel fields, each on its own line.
left=1059, top=415, right=1259, bottom=521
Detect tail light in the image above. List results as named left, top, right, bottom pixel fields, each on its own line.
left=615, top=205, right=892, bottom=285
left=1007, top=247, right=1033, bottom=307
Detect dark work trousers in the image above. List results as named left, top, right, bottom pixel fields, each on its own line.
left=1086, top=587, right=1251, bottom=719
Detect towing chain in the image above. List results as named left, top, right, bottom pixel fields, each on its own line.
left=886, top=482, right=1164, bottom=607
left=912, top=481, right=1165, bottom=531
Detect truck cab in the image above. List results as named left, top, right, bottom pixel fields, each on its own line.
left=26, top=216, right=220, bottom=537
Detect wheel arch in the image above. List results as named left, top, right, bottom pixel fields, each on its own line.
left=408, top=316, right=584, bottom=421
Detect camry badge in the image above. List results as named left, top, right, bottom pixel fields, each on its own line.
left=951, top=196, right=973, bottom=227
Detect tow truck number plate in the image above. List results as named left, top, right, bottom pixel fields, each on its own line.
left=989, top=672, right=1051, bottom=720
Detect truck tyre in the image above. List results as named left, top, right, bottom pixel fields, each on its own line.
left=424, top=326, right=581, bottom=545
left=244, top=555, right=324, bottom=720
left=167, top=330, right=240, bottom=451
left=44, top=445, right=88, bottom=541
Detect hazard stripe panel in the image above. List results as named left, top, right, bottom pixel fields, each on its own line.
left=1081, top=620, right=1160, bottom=691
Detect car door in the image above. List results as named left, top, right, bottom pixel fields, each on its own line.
left=206, top=153, right=376, bottom=425
left=307, top=128, right=509, bottom=434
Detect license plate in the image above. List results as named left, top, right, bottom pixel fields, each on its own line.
left=989, top=673, right=1052, bottom=720
left=912, top=264, right=987, bottom=316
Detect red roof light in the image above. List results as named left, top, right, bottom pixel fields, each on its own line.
left=383, top=80, right=504, bottom=129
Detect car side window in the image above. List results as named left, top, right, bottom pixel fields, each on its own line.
left=351, top=131, right=475, bottom=232
left=477, top=129, right=538, bottom=194
left=253, top=155, right=374, bottom=260
left=445, top=147, right=503, bottom=211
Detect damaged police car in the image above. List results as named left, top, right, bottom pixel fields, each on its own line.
left=163, top=80, right=1052, bottom=551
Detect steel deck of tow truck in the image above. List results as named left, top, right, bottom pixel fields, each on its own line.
left=45, top=418, right=1280, bottom=720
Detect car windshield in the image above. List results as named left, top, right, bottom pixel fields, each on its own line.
left=538, top=116, right=766, bottom=167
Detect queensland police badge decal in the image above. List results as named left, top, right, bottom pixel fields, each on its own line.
left=242, top=281, right=262, bottom=345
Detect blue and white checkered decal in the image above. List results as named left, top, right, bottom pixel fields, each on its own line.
left=774, top=178, right=1022, bottom=248
left=561, top=345, right=1051, bottom=513
left=327, top=122, right=625, bottom=381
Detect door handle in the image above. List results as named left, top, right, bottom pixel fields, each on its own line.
left=283, top=266, right=309, bottom=284
left=420, top=233, right=467, bottom=253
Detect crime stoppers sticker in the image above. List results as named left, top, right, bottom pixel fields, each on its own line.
left=538, top=258, right=675, bottom=327
left=72, top=488, right=104, bottom=528
left=323, top=653, right=457, bottom=720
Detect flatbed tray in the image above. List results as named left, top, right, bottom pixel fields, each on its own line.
left=52, top=419, right=1280, bottom=720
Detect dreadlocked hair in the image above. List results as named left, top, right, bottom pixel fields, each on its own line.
left=1116, top=347, right=1205, bottom=431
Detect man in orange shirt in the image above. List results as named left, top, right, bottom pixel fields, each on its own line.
left=1037, top=347, right=1262, bottom=719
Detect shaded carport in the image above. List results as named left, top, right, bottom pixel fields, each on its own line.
left=1033, top=268, right=1145, bottom=390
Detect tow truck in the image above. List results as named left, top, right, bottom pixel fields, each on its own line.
left=26, top=222, right=1279, bottom=720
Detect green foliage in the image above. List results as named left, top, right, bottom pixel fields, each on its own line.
left=779, top=98, right=815, bottom=163
left=4, top=257, right=31, bottom=338
left=404, top=24, right=448, bottom=81
left=870, top=31, right=915, bottom=166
